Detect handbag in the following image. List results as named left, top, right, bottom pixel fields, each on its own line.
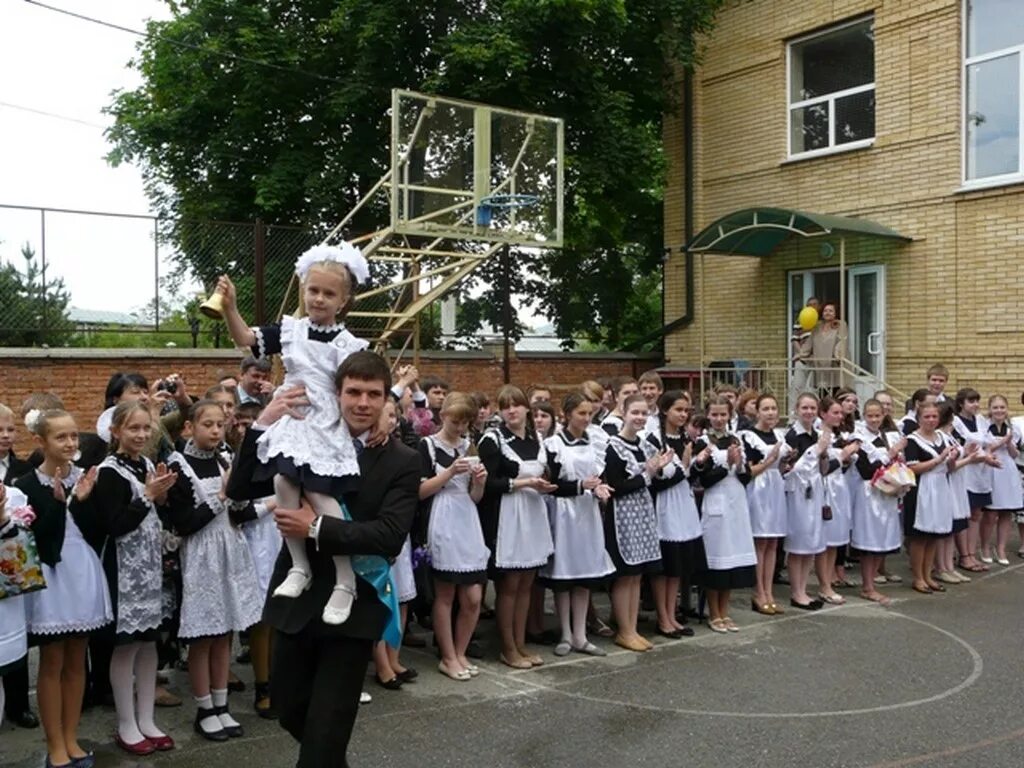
left=871, top=461, right=916, bottom=496
left=0, top=522, right=47, bottom=599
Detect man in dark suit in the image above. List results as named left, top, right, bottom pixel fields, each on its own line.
left=228, top=351, right=419, bottom=768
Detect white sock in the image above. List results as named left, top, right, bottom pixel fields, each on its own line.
left=110, top=644, right=145, bottom=744
left=211, top=688, right=241, bottom=728
left=194, top=694, right=222, bottom=733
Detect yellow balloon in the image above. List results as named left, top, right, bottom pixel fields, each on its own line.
left=798, top=306, right=819, bottom=331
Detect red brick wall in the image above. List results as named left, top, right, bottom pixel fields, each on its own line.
left=0, top=349, right=659, bottom=455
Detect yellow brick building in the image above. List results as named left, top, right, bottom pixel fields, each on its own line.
left=662, top=0, right=1024, bottom=406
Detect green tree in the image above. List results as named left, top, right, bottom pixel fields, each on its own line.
left=106, top=0, right=721, bottom=349
left=0, top=244, right=74, bottom=347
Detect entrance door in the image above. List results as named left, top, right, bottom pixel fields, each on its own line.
left=847, top=264, right=886, bottom=380
left=787, top=264, right=886, bottom=380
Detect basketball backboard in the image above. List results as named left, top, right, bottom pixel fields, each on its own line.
left=390, top=90, right=564, bottom=248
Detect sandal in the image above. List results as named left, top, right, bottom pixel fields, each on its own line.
left=722, top=617, right=739, bottom=632
left=860, top=591, right=892, bottom=606
left=588, top=618, right=615, bottom=638
left=751, top=600, right=775, bottom=615
left=253, top=682, right=277, bottom=720
left=499, top=653, right=533, bottom=670
left=817, top=593, right=846, bottom=605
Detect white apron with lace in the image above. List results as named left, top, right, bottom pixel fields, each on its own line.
left=490, top=431, right=554, bottom=569
left=822, top=438, right=853, bottom=547
left=607, top=436, right=661, bottom=567
left=740, top=429, right=790, bottom=538
left=699, top=442, right=756, bottom=570
left=168, top=451, right=263, bottom=638
left=987, top=425, right=1023, bottom=510
left=256, top=315, right=366, bottom=480
left=953, top=414, right=994, bottom=495
left=242, top=499, right=282, bottom=596
left=940, top=433, right=972, bottom=523
left=424, top=437, right=490, bottom=574
left=100, top=457, right=164, bottom=636
left=540, top=435, right=614, bottom=580
left=25, top=467, right=113, bottom=637
left=784, top=430, right=826, bottom=556
left=907, top=434, right=953, bottom=535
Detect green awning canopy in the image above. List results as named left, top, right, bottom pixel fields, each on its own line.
left=686, top=207, right=912, bottom=257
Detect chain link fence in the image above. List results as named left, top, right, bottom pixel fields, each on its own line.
left=0, top=204, right=328, bottom=348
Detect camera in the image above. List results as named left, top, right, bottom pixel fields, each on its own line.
left=157, top=379, right=178, bottom=395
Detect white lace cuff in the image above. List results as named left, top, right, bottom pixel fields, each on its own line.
left=252, top=326, right=267, bottom=359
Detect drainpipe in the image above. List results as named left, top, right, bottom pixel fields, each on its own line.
left=621, top=67, right=696, bottom=352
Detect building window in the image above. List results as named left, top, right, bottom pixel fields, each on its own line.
left=787, top=17, right=875, bottom=159
left=964, top=0, right=1024, bottom=184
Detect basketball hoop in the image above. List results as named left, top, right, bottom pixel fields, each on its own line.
left=475, top=194, right=541, bottom=227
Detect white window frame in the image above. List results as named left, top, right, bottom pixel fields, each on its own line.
left=960, top=0, right=1024, bottom=190
left=786, top=16, right=876, bottom=161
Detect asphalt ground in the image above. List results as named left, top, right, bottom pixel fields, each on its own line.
left=3, top=554, right=1024, bottom=768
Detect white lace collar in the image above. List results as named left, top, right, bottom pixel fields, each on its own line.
left=308, top=319, right=347, bottom=334
left=183, top=440, right=217, bottom=460
left=35, top=465, right=82, bottom=488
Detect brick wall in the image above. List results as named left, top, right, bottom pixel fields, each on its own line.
left=0, top=348, right=658, bottom=456
left=664, top=0, right=1024, bottom=402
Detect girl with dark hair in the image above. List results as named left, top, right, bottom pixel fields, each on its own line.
left=691, top=396, right=756, bottom=633
left=647, top=391, right=703, bottom=636
left=952, top=388, right=996, bottom=571
left=740, top=394, right=791, bottom=614
left=936, top=402, right=977, bottom=584
left=478, top=385, right=556, bottom=669
left=815, top=398, right=860, bottom=605
left=603, top=394, right=670, bottom=650
left=899, top=389, right=934, bottom=436
left=539, top=393, right=615, bottom=656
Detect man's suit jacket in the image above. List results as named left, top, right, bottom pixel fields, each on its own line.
left=227, top=426, right=419, bottom=641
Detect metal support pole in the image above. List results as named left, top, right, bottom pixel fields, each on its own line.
left=254, top=219, right=266, bottom=325
left=153, top=218, right=160, bottom=331
left=40, top=209, right=47, bottom=336
left=502, top=244, right=511, bottom=384
left=699, top=251, right=706, bottom=405
left=412, top=260, right=421, bottom=368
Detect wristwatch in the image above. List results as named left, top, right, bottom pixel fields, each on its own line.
left=307, top=517, right=320, bottom=540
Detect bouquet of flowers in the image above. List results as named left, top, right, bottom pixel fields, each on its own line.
left=0, top=504, right=46, bottom=599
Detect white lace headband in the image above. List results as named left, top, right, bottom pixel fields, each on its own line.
left=294, top=243, right=369, bottom=286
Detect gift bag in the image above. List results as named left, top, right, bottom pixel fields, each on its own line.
left=0, top=523, right=47, bottom=600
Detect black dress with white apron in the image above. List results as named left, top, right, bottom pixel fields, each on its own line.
left=740, top=428, right=791, bottom=538
left=539, top=432, right=615, bottom=590
left=692, top=433, right=756, bottom=590
left=783, top=424, right=828, bottom=556
left=646, top=431, right=705, bottom=580
left=602, top=435, right=662, bottom=576
left=903, top=434, right=953, bottom=539
left=94, top=454, right=166, bottom=644
left=953, top=414, right=994, bottom=509
left=850, top=430, right=902, bottom=554
left=420, top=435, right=490, bottom=584
left=477, top=426, right=554, bottom=573
left=985, top=422, right=1023, bottom=513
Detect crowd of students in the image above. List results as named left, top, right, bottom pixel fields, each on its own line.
left=1, top=359, right=1021, bottom=767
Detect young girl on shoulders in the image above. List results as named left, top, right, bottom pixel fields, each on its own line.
left=603, top=394, right=670, bottom=649
left=93, top=401, right=179, bottom=756
left=647, top=391, right=703, bottom=636
left=16, top=408, right=112, bottom=768
left=216, top=243, right=369, bottom=625
left=541, top=393, right=615, bottom=656
left=164, top=400, right=263, bottom=741
left=420, top=393, right=490, bottom=680
left=691, top=396, right=756, bottom=633
left=741, top=394, right=790, bottom=615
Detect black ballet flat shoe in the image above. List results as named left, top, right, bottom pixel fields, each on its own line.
left=790, top=599, right=824, bottom=611
left=194, top=708, right=229, bottom=742
left=678, top=626, right=695, bottom=637
left=466, top=640, right=485, bottom=659
left=227, top=677, right=246, bottom=694
left=253, top=682, right=277, bottom=721
left=656, top=628, right=683, bottom=639
left=214, top=705, right=243, bottom=738
left=8, top=709, right=39, bottom=729
left=376, top=676, right=404, bottom=691
left=397, top=667, right=418, bottom=683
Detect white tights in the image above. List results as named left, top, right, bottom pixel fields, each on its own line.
left=110, top=641, right=164, bottom=744
left=274, top=475, right=356, bottom=624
